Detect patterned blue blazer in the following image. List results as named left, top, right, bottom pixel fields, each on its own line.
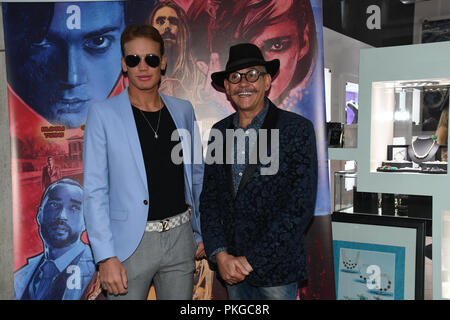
left=200, top=100, right=317, bottom=287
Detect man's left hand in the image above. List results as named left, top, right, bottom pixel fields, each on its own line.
left=195, top=242, right=206, bottom=260
left=236, top=256, right=253, bottom=273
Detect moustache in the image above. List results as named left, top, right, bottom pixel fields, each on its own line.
left=162, top=31, right=176, bottom=40
left=232, top=87, right=257, bottom=95
left=49, top=219, right=71, bottom=232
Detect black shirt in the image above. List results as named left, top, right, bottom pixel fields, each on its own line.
left=132, top=105, right=187, bottom=221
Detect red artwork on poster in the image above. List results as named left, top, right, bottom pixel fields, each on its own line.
left=4, top=0, right=333, bottom=300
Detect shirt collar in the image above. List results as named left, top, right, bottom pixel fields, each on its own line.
left=43, top=241, right=85, bottom=273
left=233, top=98, right=269, bottom=130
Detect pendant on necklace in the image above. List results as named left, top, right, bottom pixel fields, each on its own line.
left=154, top=133, right=158, bottom=139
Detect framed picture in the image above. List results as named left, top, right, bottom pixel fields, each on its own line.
left=327, top=122, right=344, bottom=147
left=332, top=213, right=425, bottom=300
left=387, top=145, right=409, bottom=161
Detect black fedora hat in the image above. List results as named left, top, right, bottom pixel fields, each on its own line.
left=211, top=43, right=280, bottom=88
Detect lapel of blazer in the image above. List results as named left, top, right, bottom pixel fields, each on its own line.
left=117, top=88, right=148, bottom=192
left=225, top=119, right=235, bottom=197
left=15, top=254, right=44, bottom=299
left=160, top=93, right=194, bottom=201
left=160, top=93, right=187, bottom=136
left=160, top=93, right=190, bottom=164
left=235, top=100, right=279, bottom=198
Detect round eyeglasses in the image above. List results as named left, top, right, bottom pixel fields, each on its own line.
left=125, top=54, right=161, bottom=68
left=227, top=69, right=267, bottom=84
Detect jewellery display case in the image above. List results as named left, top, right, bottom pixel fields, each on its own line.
left=369, top=79, right=449, bottom=174
left=334, top=170, right=379, bottom=215
left=326, top=123, right=358, bottom=148
left=327, top=122, right=344, bottom=147
left=334, top=170, right=432, bottom=236
left=334, top=170, right=357, bottom=213
left=329, top=41, right=450, bottom=299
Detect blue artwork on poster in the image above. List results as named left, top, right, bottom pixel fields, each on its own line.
left=14, top=179, right=95, bottom=300
left=3, top=1, right=126, bottom=129
left=333, top=240, right=406, bottom=300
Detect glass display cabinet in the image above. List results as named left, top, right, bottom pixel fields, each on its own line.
left=370, top=79, right=449, bottom=174
left=347, top=41, right=450, bottom=299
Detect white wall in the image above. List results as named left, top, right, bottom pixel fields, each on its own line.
left=323, top=27, right=373, bottom=212
left=323, top=27, right=373, bottom=123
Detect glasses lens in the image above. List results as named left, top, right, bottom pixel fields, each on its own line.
left=145, top=55, right=161, bottom=68
left=246, top=70, right=260, bottom=82
left=228, top=72, right=241, bottom=84
left=125, top=55, right=141, bottom=68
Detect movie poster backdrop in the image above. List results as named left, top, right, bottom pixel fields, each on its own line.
left=4, top=0, right=332, bottom=300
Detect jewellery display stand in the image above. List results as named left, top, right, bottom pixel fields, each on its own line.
left=328, top=41, right=450, bottom=299
left=376, top=138, right=447, bottom=174
left=408, top=136, right=439, bottom=163
left=409, top=137, right=447, bottom=174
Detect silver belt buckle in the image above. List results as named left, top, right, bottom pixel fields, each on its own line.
left=161, top=219, right=170, bottom=232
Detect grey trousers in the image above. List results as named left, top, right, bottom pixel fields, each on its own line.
left=108, top=221, right=197, bottom=300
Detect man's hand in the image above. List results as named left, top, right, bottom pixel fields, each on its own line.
left=236, top=256, right=253, bottom=273
left=195, top=242, right=206, bottom=260
left=98, top=257, right=128, bottom=296
left=215, top=251, right=253, bottom=285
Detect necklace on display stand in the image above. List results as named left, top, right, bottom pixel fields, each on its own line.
left=411, top=138, right=435, bottom=159
left=408, top=136, right=439, bottom=163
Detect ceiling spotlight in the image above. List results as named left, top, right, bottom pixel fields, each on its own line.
left=400, top=0, right=431, bottom=4
left=399, top=80, right=440, bottom=87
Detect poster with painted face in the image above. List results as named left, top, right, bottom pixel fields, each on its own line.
left=4, top=2, right=126, bottom=129
left=4, top=0, right=331, bottom=300
left=4, top=1, right=128, bottom=300
left=183, top=0, right=330, bottom=217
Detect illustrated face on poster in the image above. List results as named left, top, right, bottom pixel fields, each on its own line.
left=249, top=10, right=306, bottom=102
left=4, top=2, right=125, bottom=128
left=14, top=179, right=94, bottom=301
left=146, top=1, right=205, bottom=104
left=189, top=0, right=317, bottom=107
left=37, top=180, right=84, bottom=249
left=152, top=6, right=180, bottom=48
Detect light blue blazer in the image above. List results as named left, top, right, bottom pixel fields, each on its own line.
left=83, top=88, right=204, bottom=264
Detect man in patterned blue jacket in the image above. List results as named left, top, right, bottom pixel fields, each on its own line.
left=200, top=43, right=317, bottom=300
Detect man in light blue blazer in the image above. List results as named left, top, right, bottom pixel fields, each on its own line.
left=83, top=24, right=204, bottom=300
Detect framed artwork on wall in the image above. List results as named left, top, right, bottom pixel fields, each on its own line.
left=332, top=213, right=425, bottom=300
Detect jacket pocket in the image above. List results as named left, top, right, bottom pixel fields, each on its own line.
left=110, top=209, right=128, bottom=221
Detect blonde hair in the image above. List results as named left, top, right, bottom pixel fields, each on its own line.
left=120, top=24, right=164, bottom=56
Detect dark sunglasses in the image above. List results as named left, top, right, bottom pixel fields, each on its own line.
left=124, top=54, right=161, bottom=68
